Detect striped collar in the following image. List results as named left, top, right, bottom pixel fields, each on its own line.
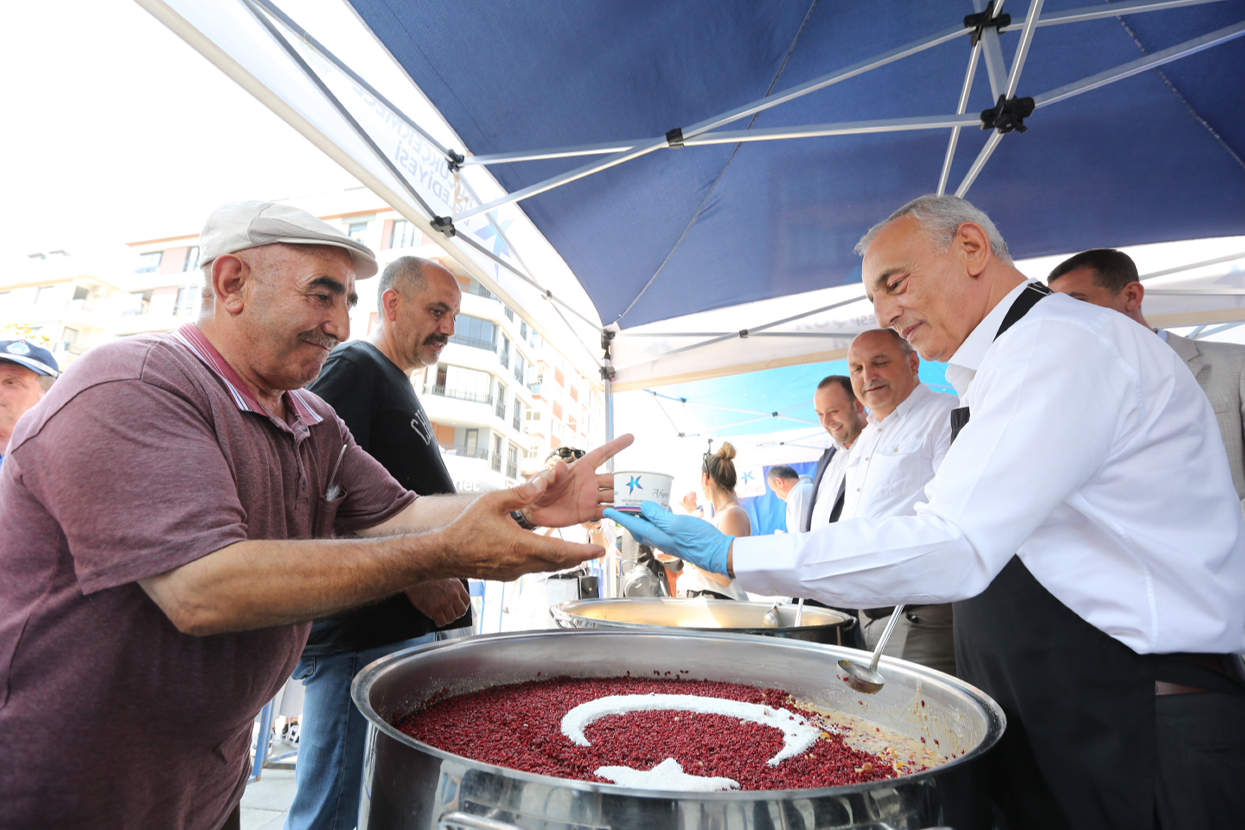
left=175, top=324, right=322, bottom=425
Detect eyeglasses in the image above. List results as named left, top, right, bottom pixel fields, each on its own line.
left=549, top=446, right=586, bottom=462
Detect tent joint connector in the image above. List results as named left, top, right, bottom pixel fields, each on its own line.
left=981, top=95, right=1035, bottom=134
left=446, top=149, right=466, bottom=171
left=964, top=2, right=1010, bottom=47
left=666, top=127, right=685, bottom=148
left=772, top=412, right=779, bottom=417
left=601, top=365, right=617, bottom=381
left=739, top=329, right=749, bottom=338
left=431, top=216, right=457, bottom=238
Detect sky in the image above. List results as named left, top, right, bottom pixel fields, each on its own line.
left=1, top=0, right=361, bottom=263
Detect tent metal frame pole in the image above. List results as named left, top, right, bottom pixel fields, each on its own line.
left=956, top=130, right=1006, bottom=197
left=621, top=331, right=860, bottom=339
left=248, top=0, right=454, bottom=160
left=238, top=0, right=439, bottom=220
left=1035, top=20, right=1245, bottom=108
left=956, top=0, right=1045, bottom=196
left=938, top=40, right=983, bottom=195
left=1006, top=0, right=1227, bottom=30
left=678, top=114, right=982, bottom=145
left=1141, top=250, right=1245, bottom=280
left=978, top=2, right=1010, bottom=101
left=1004, top=0, right=1045, bottom=100
left=451, top=24, right=969, bottom=222
left=458, top=0, right=1223, bottom=169
left=1192, top=321, right=1245, bottom=339
left=620, top=293, right=869, bottom=365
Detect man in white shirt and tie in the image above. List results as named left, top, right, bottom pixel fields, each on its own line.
left=805, top=376, right=868, bottom=530
left=842, top=328, right=958, bottom=674
left=610, top=194, right=1245, bottom=830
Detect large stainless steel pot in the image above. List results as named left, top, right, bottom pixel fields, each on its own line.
left=353, top=630, right=1004, bottom=830
left=552, top=597, right=854, bottom=645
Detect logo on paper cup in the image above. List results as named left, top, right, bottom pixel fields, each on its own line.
left=613, top=471, right=673, bottom=513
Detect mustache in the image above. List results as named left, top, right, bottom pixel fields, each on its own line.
left=423, top=335, right=450, bottom=347
left=299, top=331, right=339, bottom=350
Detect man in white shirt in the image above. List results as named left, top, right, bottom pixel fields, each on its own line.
left=1048, top=248, right=1245, bottom=509
left=610, top=195, right=1245, bottom=830
left=765, top=465, right=813, bottom=532
left=843, top=329, right=958, bottom=674
left=805, top=376, right=868, bottom=530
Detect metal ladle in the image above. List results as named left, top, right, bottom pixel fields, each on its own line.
left=837, top=604, right=905, bottom=694
left=761, top=602, right=782, bottom=628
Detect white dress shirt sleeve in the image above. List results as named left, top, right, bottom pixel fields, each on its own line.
left=733, top=304, right=1245, bottom=654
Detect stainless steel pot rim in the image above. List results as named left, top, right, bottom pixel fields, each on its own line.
left=551, top=597, right=852, bottom=633
left=352, top=629, right=1005, bottom=801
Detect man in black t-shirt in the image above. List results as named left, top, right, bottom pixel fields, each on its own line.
left=289, top=256, right=471, bottom=830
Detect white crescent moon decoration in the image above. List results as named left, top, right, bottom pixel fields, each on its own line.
left=561, top=693, right=822, bottom=790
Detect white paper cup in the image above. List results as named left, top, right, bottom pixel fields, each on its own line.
left=612, top=471, right=674, bottom=514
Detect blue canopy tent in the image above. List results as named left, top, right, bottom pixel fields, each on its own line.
left=137, top=0, right=1245, bottom=403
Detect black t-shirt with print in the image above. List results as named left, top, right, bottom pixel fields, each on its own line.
left=303, top=340, right=469, bottom=655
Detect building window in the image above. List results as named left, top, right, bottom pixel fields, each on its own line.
left=503, top=304, right=514, bottom=321
left=348, top=222, right=369, bottom=241
left=35, top=285, right=60, bottom=305
left=507, top=445, right=520, bottom=479
left=121, top=290, right=153, bottom=316
left=183, top=246, right=201, bottom=271
left=570, top=385, right=579, bottom=403
left=520, top=321, right=529, bottom=341
left=391, top=219, right=419, bottom=249
left=513, top=398, right=523, bottom=432
left=175, top=284, right=200, bottom=317
left=450, top=314, right=496, bottom=350
left=430, top=364, right=493, bottom=404
left=61, top=326, right=79, bottom=354
left=513, top=353, right=526, bottom=385
left=492, top=435, right=503, bottom=472
left=494, top=383, right=507, bottom=420
left=499, top=334, right=511, bottom=369
left=136, top=251, right=162, bottom=273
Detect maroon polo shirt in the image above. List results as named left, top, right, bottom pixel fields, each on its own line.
left=0, top=324, right=416, bottom=830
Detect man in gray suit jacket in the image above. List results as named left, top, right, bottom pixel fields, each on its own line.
left=1049, top=249, right=1245, bottom=507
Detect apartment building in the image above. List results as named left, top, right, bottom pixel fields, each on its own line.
left=1, top=194, right=605, bottom=493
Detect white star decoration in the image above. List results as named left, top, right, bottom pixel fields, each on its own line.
left=594, top=757, right=739, bottom=792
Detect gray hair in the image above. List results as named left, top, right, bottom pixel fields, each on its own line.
left=379, top=256, right=437, bottom=304
left=855, top=194, right=1011, bottom=263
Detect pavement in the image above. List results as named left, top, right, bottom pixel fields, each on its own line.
left=243, top=727, right=299, bottom=830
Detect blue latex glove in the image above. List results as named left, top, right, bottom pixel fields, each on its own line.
left=604, top=501, right=733, bottom=576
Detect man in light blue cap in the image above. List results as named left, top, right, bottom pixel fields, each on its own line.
left=0, top=339, right=59, bottom=468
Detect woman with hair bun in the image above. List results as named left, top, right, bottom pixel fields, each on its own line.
left=670, top=442, right=751, bottom=600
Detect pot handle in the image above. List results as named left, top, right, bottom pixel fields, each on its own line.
left=438, top=811, right=528, bottom=830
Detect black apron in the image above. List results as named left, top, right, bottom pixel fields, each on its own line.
left=946, top=284, right=1243, bottom=830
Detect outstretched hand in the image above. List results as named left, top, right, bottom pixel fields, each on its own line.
left=526, top=433, right=635, bottom=528
left=605, top=501, right=733, bottom=576
left=442, top=476, right=604, bottom=581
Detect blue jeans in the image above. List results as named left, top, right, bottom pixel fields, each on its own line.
left=284, top=634, right=436, bottom=830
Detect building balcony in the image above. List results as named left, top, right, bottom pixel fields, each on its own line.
left=449, top=334, right=497, bottom=351
left=424, top=385, right=493, bottom=406
left=439, top=443, right=491, bottom=461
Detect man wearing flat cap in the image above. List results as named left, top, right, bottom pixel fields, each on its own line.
left=0, top=201, right=632, bottom=830
left=0, top=338, right=59, bottom=468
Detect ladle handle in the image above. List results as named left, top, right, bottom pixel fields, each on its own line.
left=868, top=604, right=906, bottom=672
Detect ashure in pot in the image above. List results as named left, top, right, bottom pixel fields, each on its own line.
left=352, top=630, right=1004, bottom=830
